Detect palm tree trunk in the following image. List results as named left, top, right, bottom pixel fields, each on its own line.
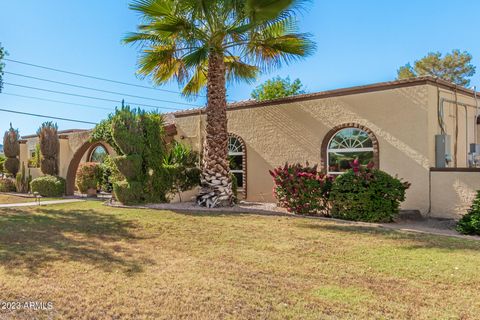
left=196, top=51, right=233, bottom=207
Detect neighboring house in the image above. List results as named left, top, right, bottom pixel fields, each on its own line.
left=18, top=76, right=480, bottom=219
left=173, top=77, right=480, bottom=219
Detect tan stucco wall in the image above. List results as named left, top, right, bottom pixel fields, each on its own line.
left=430, top=171, right=480, bottom=219
left=175, top=84, right=434, bottom=212
left=175, top=84, right=480, bottom=218
left=19, top=131, right=116, bottom=181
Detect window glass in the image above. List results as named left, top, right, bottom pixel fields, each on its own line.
left=327, top=128, right=374, bottom=174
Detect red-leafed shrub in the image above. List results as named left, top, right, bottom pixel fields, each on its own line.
left=269, top=162, right=333, bottom=215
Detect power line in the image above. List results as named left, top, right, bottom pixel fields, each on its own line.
left=4, top=71, right=202, bottom=107
left=4, top=82, right=185, bottom=111
left=4, top=58, right=207, bottom=98
left=0, top=107, right=97, bottom=125
left=2, top=92, right=114, bottom=112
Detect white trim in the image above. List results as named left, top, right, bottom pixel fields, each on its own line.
left=326, top=128, right=375, bottom=175
left=327, top=147, right=374, bottom=153
left=228, top=152, right=244, bottom=156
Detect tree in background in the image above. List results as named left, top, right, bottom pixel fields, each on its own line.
left=125, top=0, right=315, bottom=207
left=3, top=124, right=20, bottom=177
left=37, top=122, right=59, bottom=175
left=251, top=76, right=306, bottom=101
left=397, top=50, right=475, bottom=87
left=0, top=43, right=6, bottom=92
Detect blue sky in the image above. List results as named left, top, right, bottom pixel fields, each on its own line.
left=1, top=0, right=480, bottom=135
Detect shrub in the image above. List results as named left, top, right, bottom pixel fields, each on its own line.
left=76, top=162, right=102, bottom=194
left=0, top=178, right=16, bottom=192
left=3, top=124, right=20, bottom=176
left=329, top=161, right=410, bottom=222
left=99, top=155, right=123, bottom=193
left=113, top=180, right=143, bottom=205
left=30, top=175, right=65, bottom=197
left=269, top=162, right=333, bottom=215
left=163, top=142, right=201, bottom=202
left=4, top=157, right=19, bottom=177
left=112, top=154, right=143, bottom=179
left=93, top=106, right=175, bottom=204
left=16, top=162, right=32, bottom=193
left=456, top=191, right=480, bottom=235
left=37, top=122, right=59, bottom=175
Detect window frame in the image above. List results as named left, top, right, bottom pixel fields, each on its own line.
left=228, top=134, right=247, bottom=193
left=321, top=124, right=379, bottom=174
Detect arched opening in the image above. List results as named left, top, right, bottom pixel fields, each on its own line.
left=65, top=142, right=111, bottom=195
left=321, top=124, right=379, bottom=174
left=228, top=133, right=247, bottom=195
left=88, top=145, right=108, bottom=163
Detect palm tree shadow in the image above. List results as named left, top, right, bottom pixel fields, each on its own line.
left=299, top=223, right=480, bottom=251
left=0, top=207, right=148, bottom=275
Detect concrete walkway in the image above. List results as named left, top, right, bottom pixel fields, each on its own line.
left=0, top=199, right=86, bottom=208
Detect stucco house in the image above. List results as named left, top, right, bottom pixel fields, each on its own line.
left=19, top=76, right=480, bottom=219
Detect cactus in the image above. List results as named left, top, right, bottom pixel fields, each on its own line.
left=16, top=162, right=32, bottom=193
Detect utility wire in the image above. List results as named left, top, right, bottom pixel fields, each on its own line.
left=2, top=92, right=114, bottom=111
left=0, top=107, right=97, bottom=125
left=4, top=58, right=207, bottom=98
left=4, top=71, right=202, bottom=107
left=4, top=82, right=186, bottom=111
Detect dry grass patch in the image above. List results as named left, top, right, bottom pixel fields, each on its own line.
left=0, top=202, right=479, bottom=319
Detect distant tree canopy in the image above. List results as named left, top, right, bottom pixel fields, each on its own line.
left=251, top=76, right=306, bottom=101
left=0, top=43, right=6, bottom=92
left=397, top=50, right=476, bottom=87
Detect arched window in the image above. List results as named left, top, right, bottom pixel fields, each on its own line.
left=228, top=134, right=246, bottom=190
left=326, top=127, right=376, bottom=174
left=89, top=145, right=108, bottom=163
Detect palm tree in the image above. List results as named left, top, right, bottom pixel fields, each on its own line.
left=125, top=0, right=315, bottom=207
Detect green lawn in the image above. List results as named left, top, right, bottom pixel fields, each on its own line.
left=0, top=202, right=479, bottom=319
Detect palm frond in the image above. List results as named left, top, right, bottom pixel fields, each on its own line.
left=225, top=57, right=259, bottom=83
left=129, top=0, right=173, bottom=19
left=182, top=65, right=208, bottom=96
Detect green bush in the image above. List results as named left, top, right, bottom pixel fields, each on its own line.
left=329, top=164, right=410, bottom=222
left=30, top=175, right=65, bottom=197
left=0, top=178, right=16, bottom=192
left=76, top=162, right=101, bottom=194
left=163, top=142, right=200, bottom=202
left=457, top=191, right=480, bottom=235
left=112, top=154, right=142, bottom=179
left=113, top=180, right=143, bottom=205
left=100, top=155, right=123, bottom=193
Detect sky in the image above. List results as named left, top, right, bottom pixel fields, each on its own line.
left=1, top=0, right=480, bottom=135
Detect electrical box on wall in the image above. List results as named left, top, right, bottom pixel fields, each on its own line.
left=435, top=134, right=451, bottom=168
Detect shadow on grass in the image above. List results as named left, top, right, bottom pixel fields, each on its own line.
left=299, top=223, right=480, bottom=251
left=0, top=207, right=147, bottom=274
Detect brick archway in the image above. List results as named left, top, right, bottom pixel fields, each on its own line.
left=320, top=123, right=379, bottom=173
left=65, top=141, right=110, bottom=196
